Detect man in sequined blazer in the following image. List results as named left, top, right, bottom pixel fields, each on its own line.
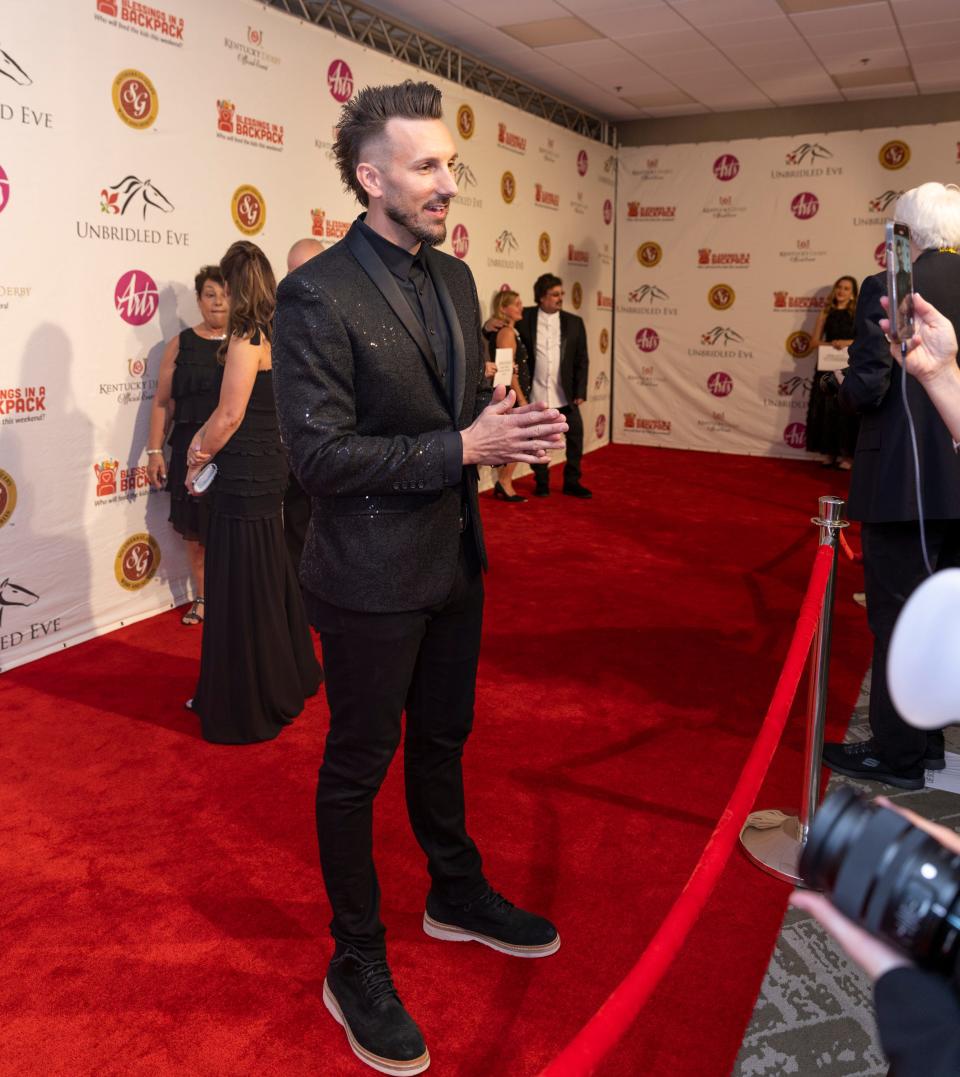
left=273, top=81, right=565, bottom=1076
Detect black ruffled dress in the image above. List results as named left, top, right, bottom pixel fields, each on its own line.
left=806, top=306, right=859, bottom=459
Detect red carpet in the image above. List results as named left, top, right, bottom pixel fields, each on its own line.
left=1, top=445, right=870, bottom=1077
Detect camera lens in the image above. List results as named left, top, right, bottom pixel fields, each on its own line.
left=800, top=787, right=960, bottom=980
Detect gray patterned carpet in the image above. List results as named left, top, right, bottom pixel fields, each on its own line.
left=732, top=671, right=960, bottom=1077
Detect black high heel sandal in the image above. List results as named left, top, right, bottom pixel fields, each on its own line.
left=493, top=481, right=526, bottom=503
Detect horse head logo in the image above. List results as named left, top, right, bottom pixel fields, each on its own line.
left=101, top=176, right=174, bottom=219
left=0, top=46, right=32, bottom=86
left=0, top=578, right=39, bottom=626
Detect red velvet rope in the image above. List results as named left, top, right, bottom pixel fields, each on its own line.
left=539, top=543, right=836, bottom=1077
left=839, top=530, right=862, bottom=563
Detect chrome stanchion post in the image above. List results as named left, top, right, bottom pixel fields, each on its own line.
left=739, top=495, right=848, bottom=884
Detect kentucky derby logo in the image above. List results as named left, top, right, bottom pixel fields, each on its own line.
left=456, top=104, right=475, bottom=139
left=783, top=422, right=806, bottom=449
left=451, top=223, right=469, bottom=259
left=702, top=326, right=743, bottom=346
left=100, top=175, right=173, bottom=219
left=571, top=282, right=582, bottom=309
left=231, top=185, right=265, bottom=235
left=94, top=458, right=120, bottom=497
left=128, top=357, right=147, bottom=377
left=0, top=46, right=31, bottom=85
left=500, top=171, right=516, bottom=204
left=790, top=191, right=819, bottom=219
left=786, top=330, right=813, bottom=358
left=0, top=165, right=9, bottom=215
left=217, top=99, right=235, bottom=133
left=636, top=242, right=662, bottom=268
left=786, top=143, right=832, bottom=165
left=248, top=26, right=263, bottom=46
left=599, top=329, right=609, bottom=354
left=112, top=69, right=158, bottom=130
left=628, top=284, right=670, bottom=304
left=635, top=328, right=659, bottom=353
left=115, top=533, right=161, bottom=591
left=577, top=150, right=588, bottom=176
left=0, top=577, right=38, bottom=625
left=538, top=232, right=551, bottom=263
left=713, top=154, right=739, bottom=181
left=707, top=284, right=735, bottom=311
left=707, top=371, right=734, bottom=397
left=0, top=469, right=17, bottom=528
left=494, top=230, right=518, bottom=254
left=879, top=140, right=910, bottom=170
left=114, top=270, right=158, bottom=325
left=868, top=189, right=902, bottom=213
left=327, top=60, right=353, bottom=102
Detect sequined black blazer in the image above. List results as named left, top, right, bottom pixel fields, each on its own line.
left=273, top=221, right=491, bottom=612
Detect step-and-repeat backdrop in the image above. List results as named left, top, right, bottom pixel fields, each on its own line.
left=614, top=125, right=960, bottom=457
left=0, top=0, right=613, bottom=671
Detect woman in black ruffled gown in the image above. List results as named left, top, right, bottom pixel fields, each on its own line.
left=146, top=266, right=227, bottom=624
left=805, top=275, right=859, bottom=469
left=185, top=241, right=321, bottom=744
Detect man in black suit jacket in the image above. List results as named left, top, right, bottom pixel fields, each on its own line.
left=273, top=81, right=565, bottom=1076
left=516, top=273, right=592, bottom=498
left=824, top=182, right=960, bottom=791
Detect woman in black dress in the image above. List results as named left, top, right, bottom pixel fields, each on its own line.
left=490, top=289, right=533, bottom=502
left=805, top=275, right=859, bottom=469
left=185, top=241, right=321, bottom=744
left=146, top=266, right=227, bottom=624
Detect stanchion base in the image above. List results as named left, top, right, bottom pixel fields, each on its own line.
left=739, top=809, right=807, bottom=885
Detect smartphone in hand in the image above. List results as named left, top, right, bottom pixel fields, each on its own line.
left=885, top=220, right=915, bottom=344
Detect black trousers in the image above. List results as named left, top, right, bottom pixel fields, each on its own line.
left=309, top=539, right=486, bottom=958
left=282, top=472, right=311, bottom=577
left=861, top=519, right=960, bottom=768
left=532, top=403, right=583, bottom=488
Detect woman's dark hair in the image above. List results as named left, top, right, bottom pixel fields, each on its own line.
left=333, top=80, right=443, bottom=207
left=831, top=275, right=859, bottom=319
left=534, top=273, right=563, bottom=303
left=194, top=265, right=224, bottom=297
left=218, top=242, right=276, bottom=362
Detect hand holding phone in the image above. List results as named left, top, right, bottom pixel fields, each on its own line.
left=885, top=220, right=916, bottom=344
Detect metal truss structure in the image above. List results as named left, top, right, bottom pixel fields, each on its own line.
left=263, top=0, right=617, bottom=146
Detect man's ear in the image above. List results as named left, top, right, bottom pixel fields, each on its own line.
left=356, top=162, right=382, bottom=203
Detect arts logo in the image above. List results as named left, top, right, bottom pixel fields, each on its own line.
left=635, top=328, right=660, bottom=353
left=707, top=371, right=734, bottom=397
left=868, top=189, right=902, bottom=213
left=713, top=154, right=739, bottom=181
left=217, top=99, right=235, bottom=132
left=0, top=46, right=31, bottom=86
left=0, top=469, right=16, bottom=528
left=595, top=414, right=606, bottom=438
left=577, top=149, right=588, bottom=176
left=599, top=329, right=609, bottom=354
left=702, top=326, right=744, bottom=347
left=786, top=143, right=832, bottom=165
left=783, top=422, right=806, bottom=449
left=453, top=160, right=477, bottom=188
left=0, top=165, right=8, bottom=215
left=697, top=248, right=750, bottom=267
left=637, top=242, right=662, bottom=268
left=456, top=104, right=475, bottom=139
left=309, top=208, right=350, bottom=240
left=231, top=185, right=265, bottom=235
left=94, top=458, right=121, bottom=497
left=500, top=171, right=516, bottom=203
left=494, top=230, right=518, bottom=254
left=451, top=223, right=469, bottom=259
left=114, top=269, right=158, bottom=325
left=571, top=282, right=582, bottom=309
left=786, top=330, right=813, bottom=358
left=497, top=123, right=527, bottom=154
left=708, top=283, right=735, bottom=311
left=0, top=577, right=38, bottom=626
left=790, top=191, right=819, bottom=219
left=875, top=241, right=887, bottom=268
left=627, top=202, right=676, bottom=220
left=115, top=533, right=161, bottom=591
left=112, top=69, right=158, bottom=130
left=879, top=140, right=910, bottom=170
left=628, top=284, right=670, bottom=304
left=567, top=244, right=589, bottom=265
left=603, top=199, right=612, bottom=225
left=100, top=175, right=173, bottom=219
left=538, top=232, right=551, bottom=262
left=534, top=182, right=559, bottom=208
left=327, top=59, right=353, bottom=102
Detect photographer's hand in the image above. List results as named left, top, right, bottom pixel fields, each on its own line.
left=881, top=292, right=959, bottom=383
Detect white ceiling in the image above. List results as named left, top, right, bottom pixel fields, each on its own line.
left=360, top=0, right=960, bottom=120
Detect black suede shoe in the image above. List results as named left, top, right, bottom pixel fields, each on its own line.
left=562, top=482, right=592, bottom=499
left=423, top=886, right=560, bottom=958
left=323, top=949, right=430, bottom=1075
left=821, top=739, right=924, bottom=791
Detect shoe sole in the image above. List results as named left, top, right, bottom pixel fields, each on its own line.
left=322, top=979, right=430, bottom=1076
left=925, top=758, right=946, bottom=771
left=823, top=760, right=924, bottom=791
left=422, top=912, right=561, bottom=958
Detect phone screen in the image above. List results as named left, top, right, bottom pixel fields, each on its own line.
left=886, top=221, right=915, bottom=343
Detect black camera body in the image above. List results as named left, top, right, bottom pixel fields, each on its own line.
left=799, top=786, right=960, bottom=982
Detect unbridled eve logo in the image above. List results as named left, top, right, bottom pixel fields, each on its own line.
left=100, top=175, right=173, bottom=219
left=713, top=154, right=739, bottom=181
left=707, top=371, right=733, bottom=397
left=494, top=230, right=518, bottom=254
left=0, top=46, right=31, bottom=86
left=869, top=189, right=902, bottom=213
left=114, top=270, right=159, bottom=325
left=791, top=192, right=819, bottom=219
left=451, top=223, right=469, bottom=259
left=112, top=69, right=158, bottom=130
left=786, top=143, right=832, bottom=164
left=635, top=328, right=659, bottom=353
left=0, top=165, right=9, bottom=215
left=327, top=59, right=353, bottom=103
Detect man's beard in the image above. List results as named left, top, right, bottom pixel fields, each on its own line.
left=385, top=198, right=448, bottom=247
